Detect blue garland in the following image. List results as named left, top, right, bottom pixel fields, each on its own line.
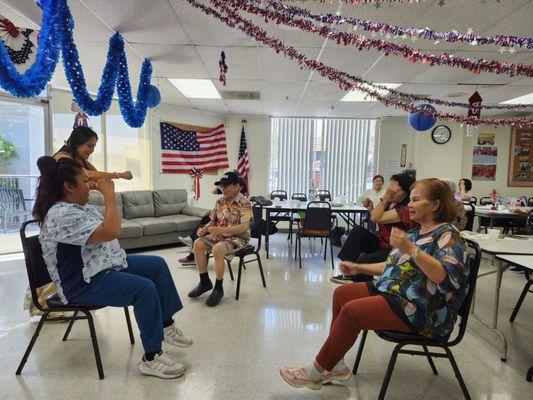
left=0, top=0, right=153, bottom=127
left=0, top=0, right=59, bottom=97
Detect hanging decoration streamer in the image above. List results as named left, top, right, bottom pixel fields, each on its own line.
left=222, top=0, right=532, bottom=78
left=255, top=0, right=532, bottom=49
left=0, top=18, right=34, bottom=64
left=0, top=0, right=153, bottom=128
left=219, top=51, right=228, bottom=85
left=467, top=91, right=483, bottom=121
left=185, top=0, right=533, bottom=127
left=190, top=167, right=203, bottom=200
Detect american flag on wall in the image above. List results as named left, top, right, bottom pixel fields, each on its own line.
left=160, top=122, right=229, bottom=173
left=237, top=125, right=250, bottom=191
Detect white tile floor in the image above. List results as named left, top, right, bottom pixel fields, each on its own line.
left=0, top=236, right=532, bottom=399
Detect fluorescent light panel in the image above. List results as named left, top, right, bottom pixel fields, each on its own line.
left=168, top=79, right=221, bottom=99
left=500, top=92, right=533, bottom=105
left=340, top=83, right=402, bottom=102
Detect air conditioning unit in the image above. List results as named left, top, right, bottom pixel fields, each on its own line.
left=220, top=91, right=261, bottom=100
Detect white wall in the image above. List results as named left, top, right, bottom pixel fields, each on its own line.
left=150, top=104, right=270, bottom=209
left=377, top=117, right=533, bottom=200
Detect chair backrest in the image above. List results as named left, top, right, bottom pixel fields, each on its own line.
left=479, top=196, right=492, bottom=206
left=528, top=197, right=533, bottom=207
left=525, top=215, right=533, bottom=235
left=0, top=187, right=27, bottom=212
left=250, top=200, right=263, bottom=250
left=316, top=190, right=331, bottom=202
left=464, top=203, right=475, bottom=231
left=449, top=238, right=481, bottom=346
left=20, top=219, right=52, bottom=312
left=270, top=190, right=287, bottom=200
left=291, top=193, right=307, bottom=202
left=470, top=196, right=477, bottom=205
left=302, top=201, right=332, bottom=232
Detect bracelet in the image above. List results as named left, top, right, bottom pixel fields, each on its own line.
left=411, top=246, right=422, bottom=262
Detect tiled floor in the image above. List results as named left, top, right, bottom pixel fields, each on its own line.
left=0, top=236, right=532, bottom=399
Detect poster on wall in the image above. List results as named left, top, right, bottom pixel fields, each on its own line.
left=477, top=133, right=495, bottom=146
left=472, top=146, right=498, bottom=164
left=508, top=127, right=533, bottom=187
left=472, top=164, right=497, bottom=181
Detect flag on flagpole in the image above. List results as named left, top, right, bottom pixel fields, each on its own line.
left=237, top=125, right=250, bottom=192
left=160, top=122, right=229, bottom=173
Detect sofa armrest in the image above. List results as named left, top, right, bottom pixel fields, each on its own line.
left=182, top=205, right=210, bottom=218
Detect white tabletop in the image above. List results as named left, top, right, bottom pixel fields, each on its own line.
left=264, top=201, right=368, bottom=212
left=495, top=255, right=533, bottom=271
left=461, top=231, right=533, bottom=255
left=474, top=206, right=524, bottom=218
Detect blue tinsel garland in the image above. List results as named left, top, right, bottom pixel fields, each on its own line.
left=0, top=0, right=153, bottom=127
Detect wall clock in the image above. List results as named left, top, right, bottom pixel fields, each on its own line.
left=431, top=125, right=452, bottom=145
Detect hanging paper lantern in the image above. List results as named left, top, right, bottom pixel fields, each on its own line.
left=146, top=84, right=161, bottom=108
left=466, top=125, right=478, bottom=138
left=408, top=104, right=437, bottom=131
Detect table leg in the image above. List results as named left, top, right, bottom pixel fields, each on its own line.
left=266, top=209, right=270, bottom=259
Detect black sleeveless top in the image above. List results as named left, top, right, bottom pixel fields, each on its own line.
left=54, top=145, right=89, bottom=169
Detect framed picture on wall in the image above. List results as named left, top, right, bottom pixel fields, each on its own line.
left=508, top=127, right=533, bottom=187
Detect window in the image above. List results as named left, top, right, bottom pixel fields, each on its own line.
left=269, top=117, right=376, bottom=202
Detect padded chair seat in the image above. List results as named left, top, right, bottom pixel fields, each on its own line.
left=119, top=219, right=144, bottom=239
left=235, top=245, right=255, bottom=257
left=46, top=293, right=103, bottom=310
left=298, top=229, right=331, bottom=237
left=377, top=330, right=447, bottom=344
left=128, top=217, right=177, bottom=236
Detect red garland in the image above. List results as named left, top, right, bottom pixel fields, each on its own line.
left=185, top=0, right=533, bottom=127
left=222, top=0, right=532, bottom=78
left=190, top=167, right=203, bottom=200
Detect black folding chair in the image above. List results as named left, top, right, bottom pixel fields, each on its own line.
left=463, top=203, right=475, bottom=232
left=470, top=196, right=477, bottom=205
left=509, top=260, right=532, bottom=324
left=352, top=239, right=481, bottom=400
left=269, top=190, right=293, bottom=242
left=16, top=220, right=135, bottom=380
left=316, top=190, right=332, bottom=202
left=295, top=201, right=334, bottom=269
left=528, top=197, right=533, bottom=207
left=479, top=197, right=492, bottom=206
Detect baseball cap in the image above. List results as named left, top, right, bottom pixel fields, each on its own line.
left=215, top=171, right=241, bottom=186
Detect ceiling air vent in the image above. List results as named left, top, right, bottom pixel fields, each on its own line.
left=220, top=91, right=261, bottom=101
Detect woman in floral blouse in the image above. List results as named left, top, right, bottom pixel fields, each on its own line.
left=280, top=178, right=469, bottom=390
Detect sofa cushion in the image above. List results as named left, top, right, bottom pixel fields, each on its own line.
left=153, top=189, right=188, bottom=217
left=159, top=214, right=202, bottom=232
left=129, top=217, right=177, bottom=236
left=119, top=219, right=143, bottom=239
left=88, top=191, right=123, bottom=217
left=122, top=190, right=154, bottom=219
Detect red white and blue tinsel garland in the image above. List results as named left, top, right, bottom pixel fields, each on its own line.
left=185, top=0, right=533, bottom=127
left=222, top=0, right=532, bottom=78
left=0, top=0, right=153, bottom=128
left=0, top=18, right=34, bottom=64
left=252, top=0, right=532, bottom=49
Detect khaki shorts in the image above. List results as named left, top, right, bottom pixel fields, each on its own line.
left=197, top=236, right=237, bottom=261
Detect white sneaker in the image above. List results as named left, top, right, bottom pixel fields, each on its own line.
left=138, top=351, right=186, bottom=379
left=164, top=325, right=193, bottom=348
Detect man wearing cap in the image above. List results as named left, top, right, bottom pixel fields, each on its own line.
left=188, top=171, right=253, bottom=306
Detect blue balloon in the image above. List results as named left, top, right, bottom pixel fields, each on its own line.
left=146, top=85, right=161, bottom=108
left=408, top=104, right=437, bottom=131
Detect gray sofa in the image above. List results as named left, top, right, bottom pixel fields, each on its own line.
left=88, top=189, right=209, bottom=250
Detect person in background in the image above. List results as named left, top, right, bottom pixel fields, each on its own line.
left=357, top=175, right=385, bottom=211
left=33, top=156, right=192, bottom=379
left=456, top=178, right=473, bottom=202
left=442, top=178, right=467, bottom=231
left=178, top=176, right=248, bottom=266
left=279, top=179, right=468, bottom=390
left=54, top=126, right=133, bottom=182
left=188, top=171, right=252, bottom=307
left=330, top=173, right=417, bottom=284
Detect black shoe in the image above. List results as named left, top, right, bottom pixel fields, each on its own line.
left=329, top=274, right=353, bottom=285
left=205, top=288, right=224, bottom=307
left=188, top=281, right=213, bottom=298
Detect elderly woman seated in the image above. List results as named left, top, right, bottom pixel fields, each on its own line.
left=279, top=178, right=469, bottom=389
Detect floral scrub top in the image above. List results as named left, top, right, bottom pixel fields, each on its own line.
left=39, top=202, right=127, bottom=304
left=373, top=224, right=469, bottom=339
left=204, top=193, right=253, bottom=249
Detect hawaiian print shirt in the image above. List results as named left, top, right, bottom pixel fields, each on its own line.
left=374, top=223, right=469, bottom=339
left=205, top=193, right=252, bottom=248
left=40, top=202, right=127, bottom=303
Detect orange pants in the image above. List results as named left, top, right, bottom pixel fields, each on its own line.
left=316, top=283, right=412, bottom=371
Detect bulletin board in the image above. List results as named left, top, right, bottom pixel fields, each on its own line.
left=508, top=127, right=533, bottom=187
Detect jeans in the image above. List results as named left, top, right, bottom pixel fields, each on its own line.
left=71, top=255, right=183, bottom=354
